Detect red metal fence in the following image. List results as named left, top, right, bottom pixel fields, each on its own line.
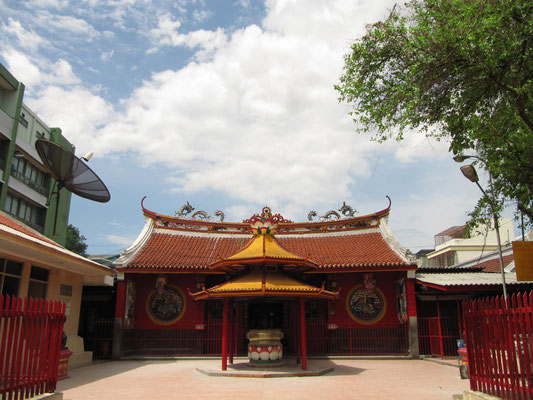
left=84, top=318, right=114, bottom=360
left=0, top=295, right=66, bottom=400
left=122, top=322, right=225, bottom=357
left=418, top=316, right=460, bottom=358
left=463, top=291, right=533, bottom=400
left=304, top=321, right=408, bottom=356
left=122, top=319, right=408, bottom=357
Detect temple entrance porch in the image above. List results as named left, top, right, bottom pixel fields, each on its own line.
left=119, top=297, right=409, bottom=359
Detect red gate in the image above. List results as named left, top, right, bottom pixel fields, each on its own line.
left=1, top=295, right=66, bottom=400
left=463, top=291, right=533, bottom=400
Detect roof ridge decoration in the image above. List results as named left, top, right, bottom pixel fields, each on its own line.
left=308, top=201, right=357, bottom=221
left=210, top=207, right=317, bottom=272
left=140, top=196, right=393, bottom=235
left=243, top=206, right=293, bottom=235
left=174, top=200, right=226, bottom=222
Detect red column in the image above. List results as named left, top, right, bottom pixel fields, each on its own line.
left=233, top=303, right=239, bottom=357
left=436, top=295, right=444, bottom=359
left=406, top=277, right=417, bottom=317
left=300, top=297, right=307, bottom=370
left=222, top=298, right=228, bottom=371
left=228, top=301, right=234, bottom=365
left=115, top=280, right=127, bottom=321
left=112, top=279, right=127, bottom=360
left=456, top=299, right=464, bottom=339
left=295, top=302, right=301, bottom=364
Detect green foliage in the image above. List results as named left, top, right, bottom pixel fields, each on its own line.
left=335, top=0, right=533, bottom=227
left=66, top=224, right=88, bottom=257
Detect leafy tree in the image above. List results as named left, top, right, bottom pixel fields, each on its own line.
left=66, top=224, right=88, bottom=257
left=335, top=0, right=533, bottom=229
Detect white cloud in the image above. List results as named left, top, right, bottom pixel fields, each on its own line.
left=0, top=48, right=43, bottom=87
left=28, top=85, right=114, bottom=154
left=101, top=49, right=114, bottom=61
left=149, top=13, right=227, bottom=58
left=76, top=0, right=396, bottom=212
left=150, top=13, right=183, bottom=45
left=45, top=59, right=80, bottom=85
left=10, top=0, right=481, bottom=250
left=25, top=0, right=401, bottom=210
left=3, top=18, right=47, bottom=52
left=102, top=234, right=139, bottom=247
left=236, top=0, right=251, bottom=8
left=394, top=130, right=451, bottom=163
left=392, top=178, right=480, bottom=249
left=25, top=0, right=69, bottom=8
left=193, top=9, right=213, bottom=23
left=0, top=49, right=80, bottom=91
left=46, top=15, right=99, bottom=38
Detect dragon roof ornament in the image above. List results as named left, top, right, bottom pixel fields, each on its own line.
left=173, top=201, right=225, bottom=222
left=140, top=197, right=392, bottom=235
left=308, top=201, right=358, bottom=222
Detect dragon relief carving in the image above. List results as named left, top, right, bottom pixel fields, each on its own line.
left=174, top=202, right=225, bottom=222
left=308, top=202, right=358, bottom=222
left=175, top=201, right=194, bottom=217
left=214, top=210, right=225, bottom=222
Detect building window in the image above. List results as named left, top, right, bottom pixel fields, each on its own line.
left=27, top=266, right=49, bottom=299
left=4, top=194, right=19, bottom=215
left=4, top=194, right=45, bottom=232
left=0, top=258, right=22, bottom=296
left=10, top=157, right=50, bottom=196
left=60, top=284, right=73, bottom=297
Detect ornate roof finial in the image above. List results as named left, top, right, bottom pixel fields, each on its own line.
left=243, top=206, right=293, bottom=235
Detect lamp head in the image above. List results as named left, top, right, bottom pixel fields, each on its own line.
left=453, top=154, right=470, bottom=162
left=460, top=164, right=479, bottom=183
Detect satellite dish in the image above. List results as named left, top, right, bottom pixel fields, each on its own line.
left=35, top=138, right=110, bottom=236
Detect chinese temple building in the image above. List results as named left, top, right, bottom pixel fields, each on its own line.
left=113, top=198, right=418, bottom=368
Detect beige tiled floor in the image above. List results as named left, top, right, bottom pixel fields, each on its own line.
left=57, top=357, right=470, bottom=400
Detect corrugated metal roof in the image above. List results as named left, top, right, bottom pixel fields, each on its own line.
left=416, top=272, right=531, bottom=287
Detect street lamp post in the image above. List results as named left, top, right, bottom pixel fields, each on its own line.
left=458, top=162, right=508, bottom=302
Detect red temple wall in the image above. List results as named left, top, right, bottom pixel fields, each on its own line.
left=124, top=270, right=409, bottom=330
left=331, top=271, right=407, bottom=328
left=127, top=274, right=205, bottom=330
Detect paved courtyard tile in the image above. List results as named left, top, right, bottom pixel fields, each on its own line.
left=57, top=358, right=470, bottom=400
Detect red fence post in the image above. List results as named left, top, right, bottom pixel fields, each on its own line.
left=0, top=296, right=66, bottom=400
left=463, top=290, right=533, bottom=400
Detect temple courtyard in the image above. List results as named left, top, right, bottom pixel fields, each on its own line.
left=57, top=358, right=470, bottom=399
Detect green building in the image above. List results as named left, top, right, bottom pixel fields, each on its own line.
left=0, top=63, right=73, bottom=246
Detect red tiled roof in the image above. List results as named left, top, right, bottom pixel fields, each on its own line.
left=124, top=231, right=411, bottom=271
left=477, top=254, right=514, bottom=273
left=127, top=234, right=246, bottom=270
left=279, top=233, right=407, bottom=268
left=0, top=213, right=59, bottom=247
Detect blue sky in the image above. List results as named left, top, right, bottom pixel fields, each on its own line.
left=0, top=0, right=514, bottom=256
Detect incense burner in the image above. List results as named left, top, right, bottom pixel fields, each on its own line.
left=246, top=329, right=284, bottom=364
